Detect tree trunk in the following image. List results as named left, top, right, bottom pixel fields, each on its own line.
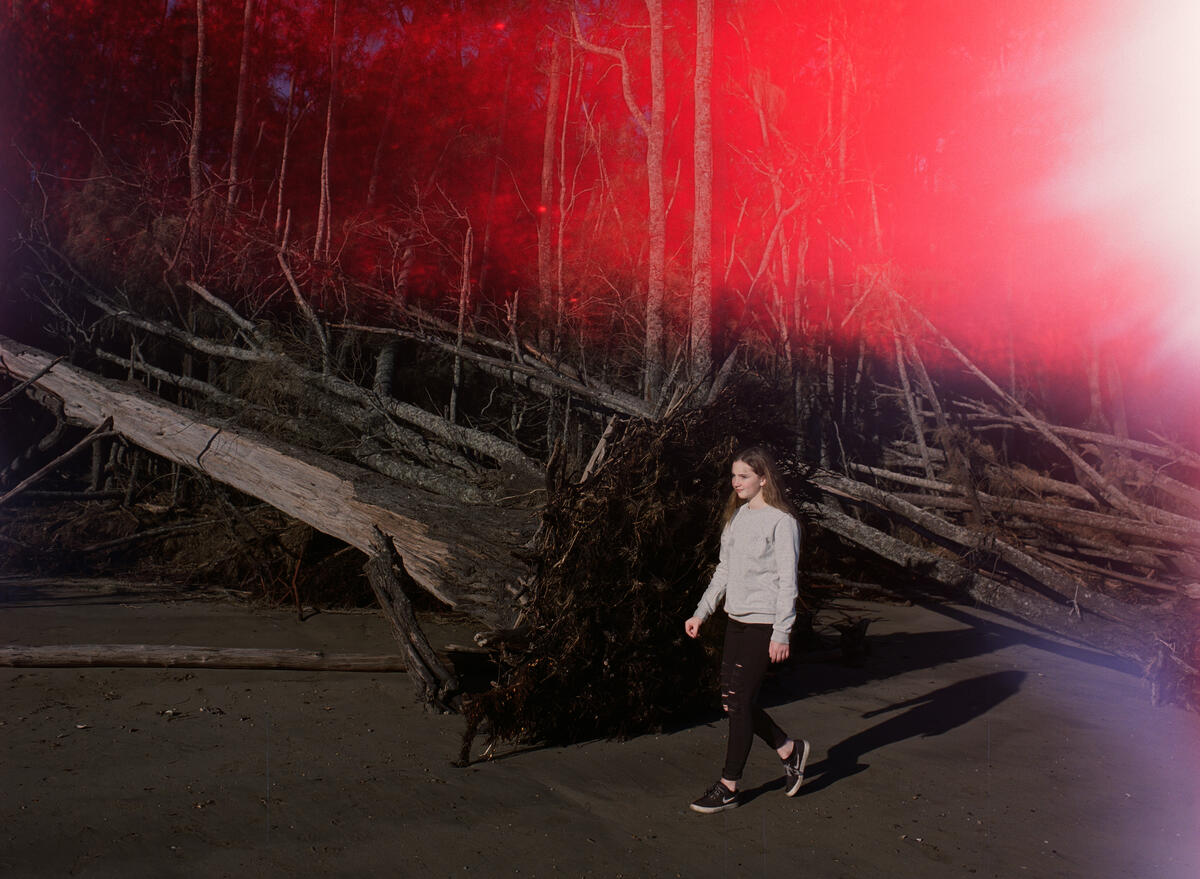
left=689, top=0, right=714, bottom=383
left=815, top=502, right=1154, bottom=667
left=314, top=0, right=341, bottom=261
left=364, top=528, right=459, bottom=708
left=188, top=0, right=205, bottom=205
left=537, top=36, right=562, bottom=350
left=0, top=335, right=534, bottom=629
left=274, top=73, right=295, bottom=237
left=226, top=0, right=255, bottom=212
left=0, top=644, right=407, bottom=673
left=643, top=0, right=666, bottom=401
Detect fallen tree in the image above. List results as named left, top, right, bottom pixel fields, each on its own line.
left=0, top=334, right=535, bottom=628
left=4, top=327, right=1200, bottom=737
left=0, top=644, right=407, bottom=672
left=4, top=255, right=1199, bottom=742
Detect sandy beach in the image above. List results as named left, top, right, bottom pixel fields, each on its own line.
left=1, top=578, right=1196, bottom=878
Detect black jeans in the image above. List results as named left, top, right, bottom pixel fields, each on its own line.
left=720, top=618, right=789, bottom=781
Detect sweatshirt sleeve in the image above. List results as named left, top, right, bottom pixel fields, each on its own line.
left=693, top=524, right=731, bottom=621
left=770, top=514, right=801, bottom=644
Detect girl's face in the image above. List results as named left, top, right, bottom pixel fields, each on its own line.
left=731, top=460, right=767, bottom=505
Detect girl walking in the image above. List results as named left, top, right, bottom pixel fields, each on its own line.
left=684, top=446, right=809, bottom=813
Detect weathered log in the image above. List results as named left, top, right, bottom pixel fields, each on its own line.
left=0, top=334, right=534, bottom=628
left=184, top=281, right=262, bottom=341
left=891, top=324, right=935, bottom=478
left=892, top=304, right=987, bottom=524
left=0, top=644, right=406, bottom=672
left=960, top=403, right=1200, bottom=474
left=1096, top=453, right=1200, bottom=515
left=46, top=267, right=541, bottom=478
left=814, top=501, right=1155, bottom=666
left=816, top=471, right=1150, bottom=623
left=886, top=491, right=1200, bottom=549
left=850, top=460, right=1099, bottom=507
left=1023, top=536, right=1171, bottom=570
left=363, top=527, right=459, bottom=709
left=335, top=322, right=655, bottom=419
left=1029, top=547, right=1177, bottom=593
left=808, top=572, right=913, bottom=604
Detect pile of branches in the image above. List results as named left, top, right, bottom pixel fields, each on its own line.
left=7, top=231, right=1200, bottom=737
left=804, top=299, right=1200, bottom=708
left=462, top=318, right=1200, bottom=755
left=460, top=382, right=809, bottom=753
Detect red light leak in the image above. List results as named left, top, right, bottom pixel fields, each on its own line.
left=1, top=0, right=1195, bottom=439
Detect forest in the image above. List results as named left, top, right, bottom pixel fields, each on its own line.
left=1, top=0, right=1197, bottom=748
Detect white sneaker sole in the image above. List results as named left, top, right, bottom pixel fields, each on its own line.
left=784, top=739, right=810, bottom=797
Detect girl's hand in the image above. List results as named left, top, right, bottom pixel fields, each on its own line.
left=768, top=640, right=790, bottom=663
left=684, top=617, right=703, bottom=638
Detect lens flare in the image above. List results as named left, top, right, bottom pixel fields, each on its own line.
left=1045, top=0, right=1200, bottom=375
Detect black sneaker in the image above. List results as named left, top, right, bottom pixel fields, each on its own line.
left=782, top=739, right=810, bottom=797
left=690, top=781, right=739, bottom=814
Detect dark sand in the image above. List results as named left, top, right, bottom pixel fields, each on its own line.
left=1, top=578, right=1197, bottom=878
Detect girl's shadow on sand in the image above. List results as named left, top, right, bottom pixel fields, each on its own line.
left=744, top=670, right=1025, bottom=802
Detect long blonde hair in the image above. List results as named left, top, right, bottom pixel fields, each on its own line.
left=720, top=445, right=796, bottom=527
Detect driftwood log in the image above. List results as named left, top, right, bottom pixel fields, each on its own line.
left=0, top=335, right=534, bottom=630
left=0, top=644, right=407, bottom=672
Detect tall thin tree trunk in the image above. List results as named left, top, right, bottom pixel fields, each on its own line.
left=450, top=227, right=473, bottom=424
left=274, top=74, right=295, bottom=238
left=226, top=0, right=255, bottom=214
left=188, top=0, right=206, bottom=205
left=314, top=0, right=341, bottom=261
left=477, top=62, right=512, bottom=302
left=554, top=48, right=577, bottom=350
left=537, top=37, right=562, bottom=351
left=643, top=0, right=666, bottom=401
left=689, top=0, right=714, bottom=383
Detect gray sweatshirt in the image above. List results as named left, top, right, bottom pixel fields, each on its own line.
left=693, top=504, right=800, bottom=644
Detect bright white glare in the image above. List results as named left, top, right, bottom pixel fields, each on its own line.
left=1047, top=0, right=1200, bottom=365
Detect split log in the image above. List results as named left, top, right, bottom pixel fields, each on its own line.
left=0, top=334, right=534, bottom=629
left=0, top=644, right=406, bottom=672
